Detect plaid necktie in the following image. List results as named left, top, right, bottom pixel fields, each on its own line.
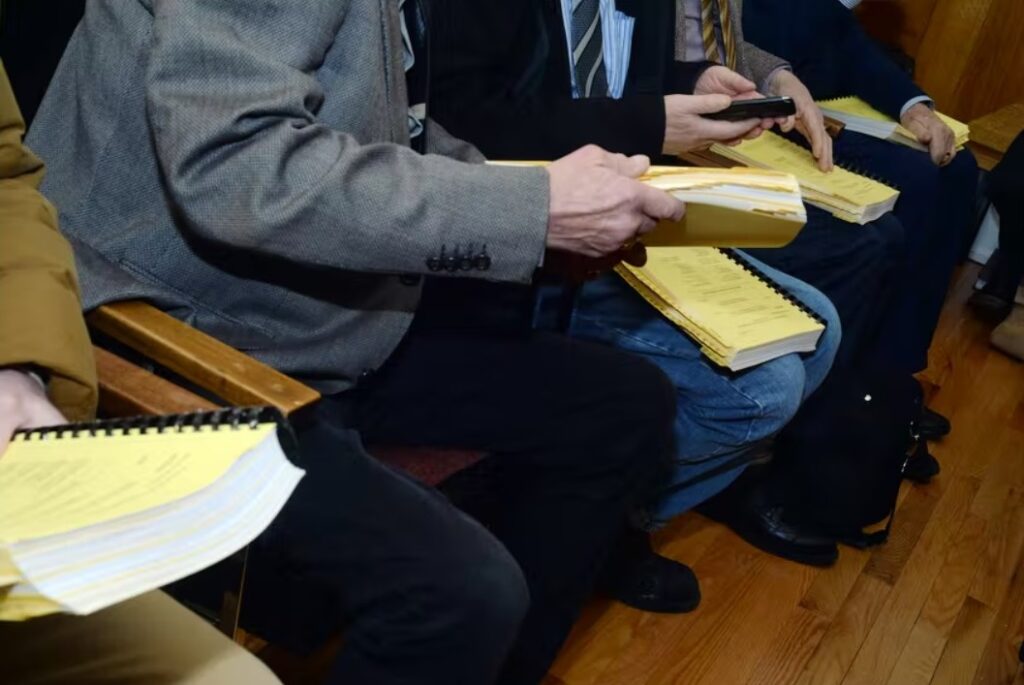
left=571, top=0, right=609, bottom=97
left=700, top=0, right=737, bottom=70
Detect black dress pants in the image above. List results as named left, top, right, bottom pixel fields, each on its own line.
left=748, top=205, right=906, bottom=374
left=990, top=132, right=1024, bottom=288
left=243, top=307, right=675, bottom=685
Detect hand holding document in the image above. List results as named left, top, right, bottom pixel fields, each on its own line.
left=496, top=160, right=808, bottom=248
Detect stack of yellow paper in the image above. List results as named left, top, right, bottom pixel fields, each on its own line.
left=819, top=96, right=970, bottom=151
left=0, top=409, right=303, bottom=621
left=617, top=247, right=826, bottom=370
left=492, top=162, right=808, bottom=247
left=709, top=132, right=900, bottom=224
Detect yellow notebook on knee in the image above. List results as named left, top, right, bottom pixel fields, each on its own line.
left=0, top=408, right=303, bottom=621
left=617, top=247, right=826, bottom=371
left=705, top=132, right=900, bottom=225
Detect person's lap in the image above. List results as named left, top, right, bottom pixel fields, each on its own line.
left=1, top=591, right=279, bottom=685
left=832, top=131, right=978, bottom=371
left=344, top=319, right=674, bottom=684
left=241, top=407, right=529, bottom=685
left=556, top=253, right=841, bottom=521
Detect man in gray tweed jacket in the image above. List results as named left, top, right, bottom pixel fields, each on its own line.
left=27, top=1, right=687, bottom=684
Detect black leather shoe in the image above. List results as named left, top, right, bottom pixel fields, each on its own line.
left=698, top=493, right=838, bottom=567
left=918, top=406, right=951, bottom=441
left=598, top=530, right=701, bottom=614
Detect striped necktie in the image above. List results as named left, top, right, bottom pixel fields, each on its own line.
left=700, top=0, right=737, bottom=70
left=571, top=0, right=609, bottom=97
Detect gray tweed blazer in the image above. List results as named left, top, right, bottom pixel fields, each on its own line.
left=27, top=0, right=550, bottom=392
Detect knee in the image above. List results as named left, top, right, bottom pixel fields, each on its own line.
left=947, top=148, right=979, bottom=186
left=604, top=353, right=677, bottom=433
left=427, top=524, right=530, bottom=641
left=815, top=297, right=843, bottom=365
left=750, top=356, right=806, bottom=438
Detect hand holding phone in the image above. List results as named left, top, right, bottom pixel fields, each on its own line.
left=702, top=96, right=796, bottom=122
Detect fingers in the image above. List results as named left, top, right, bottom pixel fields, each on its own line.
left=607, top=152, right=651, bottom=179
left=820, top=133, right=834, bottom=172
left=635, top=182, right=685, bottom=222
left=934, top=127, right=956, bottom=166
left=719, top=69, right=758, bottom=96
left=779, top=115, right=796, bottom=132
left=688, top=93, right=734, bottom=114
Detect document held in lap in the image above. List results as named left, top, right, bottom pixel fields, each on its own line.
left=617, top=247, right=826, bottom=371
left=0, top=408, right=303, bottom=621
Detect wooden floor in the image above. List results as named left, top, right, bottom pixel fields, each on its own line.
left=545, top=264, right=1024, bottom=685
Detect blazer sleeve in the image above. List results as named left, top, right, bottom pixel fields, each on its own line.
left=834, top=7, right=927, bottom=119
left=0, top=63, right=98, bottom=422
left=145, top=0, right=549, bottom=285
left=732, top=0, right=790, bottom=91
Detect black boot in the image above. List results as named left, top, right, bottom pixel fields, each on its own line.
left=597, top=527, right=701, bottom=614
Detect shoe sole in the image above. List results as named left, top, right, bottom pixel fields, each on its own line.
left=617, top=593, right=702, bottom=615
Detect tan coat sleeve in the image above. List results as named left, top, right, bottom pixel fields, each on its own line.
left=0, top=61, right=97, bottom=421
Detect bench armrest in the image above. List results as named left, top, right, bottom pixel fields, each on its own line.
left=88, top=301, right=320, bottom=416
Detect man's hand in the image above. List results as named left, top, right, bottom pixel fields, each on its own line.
left=662, top=94, right=766, bottom=155
left=771, top=70, right=834, bottom=172
left=0, top=370, right=66, bottom=456
left=547, top=146, right=685, bottom=258
left=901, top=103, right=957, bottom=166
left=695, top=65, right=760, bottom=100
left=693, top=66, right=785, bottom=132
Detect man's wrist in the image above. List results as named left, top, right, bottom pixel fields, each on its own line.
left=900, top=96, right=934, bottom=120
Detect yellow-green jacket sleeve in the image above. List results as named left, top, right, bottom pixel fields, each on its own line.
left=0, top=61, right=97, bottom=421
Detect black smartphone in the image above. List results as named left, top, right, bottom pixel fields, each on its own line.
left=702, top=96, right=796, bottom=121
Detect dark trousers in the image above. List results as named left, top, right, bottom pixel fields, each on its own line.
left=747, top=205, right=906, bottom=374
left=244, top=305, right=675, bottom=685
left=990, top=132, right=1024, bottom=287
left=832, top=131, right=979, bottom=373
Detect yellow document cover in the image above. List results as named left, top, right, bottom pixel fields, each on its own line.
left=489, top=162, right=807, bottom=247
left=617, top=247, right=824, bottom=370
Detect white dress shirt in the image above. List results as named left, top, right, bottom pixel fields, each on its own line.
left=559, top=0, right=635, bottom=99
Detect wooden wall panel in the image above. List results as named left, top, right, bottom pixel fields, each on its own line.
left=858, top=0, right=1024, bottom=122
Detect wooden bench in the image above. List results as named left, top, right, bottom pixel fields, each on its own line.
left=968, top=102, right=1024, bottom=171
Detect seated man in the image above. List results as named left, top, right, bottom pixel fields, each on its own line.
left=433, top=0, right=910, bottom=568
left=27, top=2, right=687, bottom=683
left=974, top=131, right=1024, bottom=359
left=0, top=59, right=279, bottom=685
left=742, top=0, right=980, bottom=435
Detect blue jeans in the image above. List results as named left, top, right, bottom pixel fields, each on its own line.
left=537, top=252, right=841, bottom=526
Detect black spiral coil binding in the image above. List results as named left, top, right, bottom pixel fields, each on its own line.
left=13, top=406, right=286, bottom=442
left=719, top=249, right=828, bottom=327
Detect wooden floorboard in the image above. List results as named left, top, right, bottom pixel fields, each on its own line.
left=552, top=264, right=1024, bottom=685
